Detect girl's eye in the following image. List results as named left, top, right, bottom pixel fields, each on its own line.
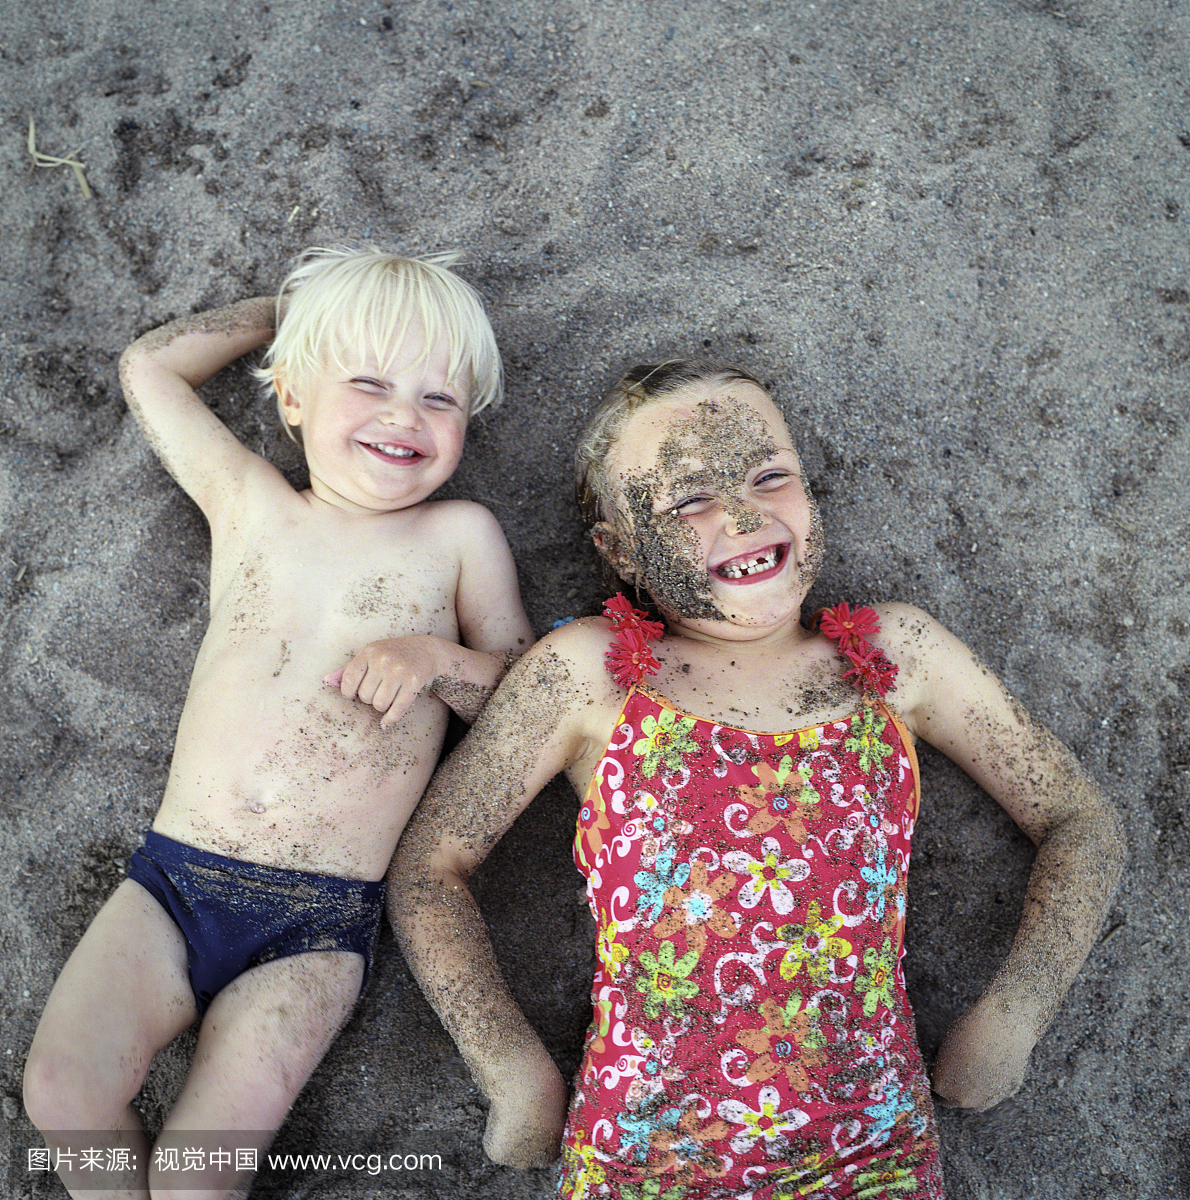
left=755, top=470, right=790, bottom=489
left=669, top=495, right=713, bottom=516
left=424, top=392, right=462, bottom=410
left=350, top=377, right=387, bottom=393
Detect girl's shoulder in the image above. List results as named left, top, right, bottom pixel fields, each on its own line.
left=525, top=615, right=628, bottom=697
left=867, top=601, right=959, bottom=713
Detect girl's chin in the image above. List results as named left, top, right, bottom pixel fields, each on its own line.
left=665, top=599, right=805, bottom=638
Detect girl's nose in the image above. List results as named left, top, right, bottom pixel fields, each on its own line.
left=725, top=502, right=768, bottom=536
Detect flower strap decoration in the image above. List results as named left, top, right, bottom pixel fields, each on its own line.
left=603, top=593, right=664, bottom=689
left=815, top=602, right=899, bottom=698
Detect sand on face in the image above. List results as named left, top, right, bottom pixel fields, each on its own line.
left=1, top=2, right=1185, bottom=1197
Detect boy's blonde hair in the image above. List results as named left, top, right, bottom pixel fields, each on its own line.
left=575, top=358, right=766, bottom=530
left=254, top=247, right=503, bottom=440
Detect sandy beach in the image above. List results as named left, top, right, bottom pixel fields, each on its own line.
left=1, top=1, right=1187, bottom=1195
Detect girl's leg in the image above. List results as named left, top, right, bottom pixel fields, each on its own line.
left=151, top=950, right=365, bottom=1200
left=23, top=878, right=199, bottom=1200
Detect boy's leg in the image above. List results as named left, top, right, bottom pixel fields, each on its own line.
left=151, top=950, right=365, bottom=1200
left=23, top=878, right=200, bottom=1200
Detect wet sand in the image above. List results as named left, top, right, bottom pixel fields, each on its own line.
left=1, top=1, right=1187, bottom=1196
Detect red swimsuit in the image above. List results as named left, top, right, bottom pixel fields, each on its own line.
left=560, top=682, right=945, bottom=1199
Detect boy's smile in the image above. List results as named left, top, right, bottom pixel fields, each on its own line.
left=602, top=381, right=822, bottom=641
left=278, top=321, right=469, bottom=515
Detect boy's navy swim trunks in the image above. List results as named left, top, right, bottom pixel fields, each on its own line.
left=127, top=830, right=385, bottom=1015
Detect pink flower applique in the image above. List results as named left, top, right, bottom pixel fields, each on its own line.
left=815, top=602, right=898, bottom=697
left=817, top=602, right=881, bottom=654
left=603, top=594, right=664, bottom=688
left=842, top=646, right=900, bottom=697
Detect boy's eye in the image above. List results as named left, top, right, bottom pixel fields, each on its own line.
left=350, top=377, right=386, bottom=392
left=424, top=392, right=463, bottom=410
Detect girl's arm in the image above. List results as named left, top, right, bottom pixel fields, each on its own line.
left=883, top=604, right=1125, bottom=1111
left=119, top=298, right=285, bottom=521
left=388, top=628, right=610, bottom=1166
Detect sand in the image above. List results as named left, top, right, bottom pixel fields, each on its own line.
left=1, top=0, right=1187, bottom=1196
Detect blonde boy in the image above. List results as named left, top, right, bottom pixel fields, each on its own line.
left=24, top=249, right=532, bottom=1198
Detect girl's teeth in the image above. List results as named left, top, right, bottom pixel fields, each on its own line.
left=374, top=444, right=416, bottom=458
left=719, top=551, right=776, bottom=579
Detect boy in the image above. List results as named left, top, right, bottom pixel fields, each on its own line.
left=23, top=248, right=533, bottom=1198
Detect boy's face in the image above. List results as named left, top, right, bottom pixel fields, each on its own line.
left=278, top=322, right=469, bottom=514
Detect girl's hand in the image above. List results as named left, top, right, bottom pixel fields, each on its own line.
left=482, top=1060, right=568, bottom=1168
left=931, top=995, right=1036, bottom=1111
left=325, top=636, right=443, bottom=727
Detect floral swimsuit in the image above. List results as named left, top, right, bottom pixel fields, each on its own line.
left=559, top=678, right=945, bottom=1200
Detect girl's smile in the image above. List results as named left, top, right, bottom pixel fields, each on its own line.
left=601, top=380, right=823, bottom=640
left=713, top=541, right=790, bottom=583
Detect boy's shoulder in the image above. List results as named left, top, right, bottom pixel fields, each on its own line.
left=407, top=497, right=508, bottom=547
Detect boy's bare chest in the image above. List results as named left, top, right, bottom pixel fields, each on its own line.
left=207, top=514, right=459, bottom=650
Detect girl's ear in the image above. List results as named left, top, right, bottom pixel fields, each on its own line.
left=275, top=371, right=303, bottom=426
left=592, top=521, right=637, bottom=582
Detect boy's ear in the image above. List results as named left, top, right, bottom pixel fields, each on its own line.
left=275, top=372, right=303, bottom=427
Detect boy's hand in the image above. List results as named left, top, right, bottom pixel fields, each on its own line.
left=325, top=636, right=444, bottom=727
left=931, top=995, right=1036, bottom=1111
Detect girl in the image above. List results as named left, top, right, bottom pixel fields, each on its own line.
left=385, top=359, right=1124, bottom=1198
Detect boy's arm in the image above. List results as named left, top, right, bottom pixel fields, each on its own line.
left=884, top=605, right=1125, bottom=1111
left=330, top=503, right=533, bottom=725
left=388, top=634, right=599, bottom=1166
left=119, top=297, right=284, bottom=520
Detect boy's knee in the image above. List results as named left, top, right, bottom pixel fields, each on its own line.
left=23, top=1044, right=76, bottom=1130
left=24, top=1042, right=118, bottom=1131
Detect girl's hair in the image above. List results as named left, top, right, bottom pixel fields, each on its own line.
left=574, top=357, right=766, bottom=529
left=253, top=247, right=503, bottom=440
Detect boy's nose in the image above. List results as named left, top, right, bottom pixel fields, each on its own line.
left=379, top=394, right=422, bottom=429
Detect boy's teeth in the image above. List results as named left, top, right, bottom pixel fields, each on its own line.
left=719, top=550, right=777, bottom=579
left=374, top=443, right=416, bottom=458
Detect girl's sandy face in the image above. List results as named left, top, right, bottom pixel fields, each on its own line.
left=602, top=381, right=824, bottom=641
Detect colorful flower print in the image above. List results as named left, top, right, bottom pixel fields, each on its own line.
left=845, top=706, right=894, bottom=773
left=862, top=1076, right=917, bottom=1146
left=737, top=755, right=821, bottom=843
left=853, top=1157, right=922, bottom=1198
left=597, top=911, right=631, bottom=978
left=636, top=940, right=701, bottom=1018
left=579, top=787, right=614, bottom=864
left=635, top=849, right=691, bottom=922
left=647, top=1106, right=731, bottom=1186
left=633, top=708, right=700, bottom=778
left=860, top=848, right=898, bottom=919
left=856, top=937, right=898, bottom=1017
left=618, top=1094, right=680, bottom=1164
left=620, top=1177, right=689, bottom=1200
left=559, top=1128, right=607, bottom=1199
left=735, top=993, right=828, bottom=1090
left=652, top=861, right=738, bottom=955
left=717, top=1084, right=810, bottom=1156
left=722, top=836, right=811, bottom=915
left=777, top=900, right=854, bottom=984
